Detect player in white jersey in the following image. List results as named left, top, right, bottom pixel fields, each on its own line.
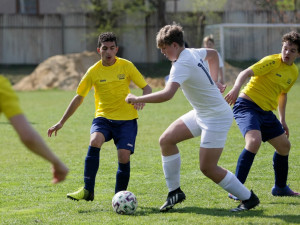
left=126, top=23, right=260, bottom=212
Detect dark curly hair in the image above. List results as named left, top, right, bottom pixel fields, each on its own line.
left=282, top=31, right=300, bottom=52
left=97, top=32, right=118, bottom=48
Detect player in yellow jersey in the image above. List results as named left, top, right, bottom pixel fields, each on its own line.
left=48, top=32, right=152, bottom=201
left=0, top=75, right=68, bottom=184
left=225, top=31, right=300, bottom=198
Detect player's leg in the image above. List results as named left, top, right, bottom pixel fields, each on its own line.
left=67, top=117, right=108, bottom=201
left=232, top=98, right=263, bottom=186
left=234, top=129, right=262, bottom=185
left=84, top=132, right=105, bottom=190
left=268, top=133, right=299, bottom=196
left=114, top=119, right=137, bottom=194
left=115, top=149, right=131, bottom=193
left=199, top=146, right=260, bottom=211
left=159, top=111, right=198, bottom=212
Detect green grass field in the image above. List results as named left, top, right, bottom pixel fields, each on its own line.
left=0, top=84, right=300, bottom=225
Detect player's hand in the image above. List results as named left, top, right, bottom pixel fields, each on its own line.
left=133, top=102, right=145, bottom=111
left=48, top=123, right=63, bottom=137
left=224, top=87, right=239, bottom=105
left=281, top=121, right=289, bottom=138
left=216, top=82, right=227, bottom=94
left=125, top=93, right=137, bottom=104
left=52, top=161, right=69, bottom=184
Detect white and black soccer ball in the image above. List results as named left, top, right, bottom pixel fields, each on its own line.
left=112, top=191, right=138, bottom=215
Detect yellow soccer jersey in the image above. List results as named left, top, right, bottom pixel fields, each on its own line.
left=242, top=54, right=298, bottom=111
left=77, top=57, right=148, bottom=120
left=0, top=76, right=23, bottom=119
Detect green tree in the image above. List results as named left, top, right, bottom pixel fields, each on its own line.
left=87, top=0, right=168, bottom=36
left=169, top=0, right=227, bottom=47
left=88, top=0, right=148, bottom=35
left=254, top=0, right=299, bottom=23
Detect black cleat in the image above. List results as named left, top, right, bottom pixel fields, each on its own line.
left=160, top=188, right=186, bottom=212
left=231, top=190, right=260, bottom=212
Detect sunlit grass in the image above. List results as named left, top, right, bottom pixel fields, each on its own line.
left=0, top=84, right=299, bottom=224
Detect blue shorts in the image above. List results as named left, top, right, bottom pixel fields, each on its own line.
left=233, top=97, right=284, bottom=142
left=90, top=117, right=138, bottom=153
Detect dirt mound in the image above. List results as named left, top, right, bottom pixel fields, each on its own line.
left=14, top=51, right=100, bottom=91
left=13, top=52, right=241, bottom=91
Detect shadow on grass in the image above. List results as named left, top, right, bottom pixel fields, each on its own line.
left=75, top=205, right=300, bottom=223
left=136, top=206, right=300, bottom=223
left=0, top=121, right=37, bottom=125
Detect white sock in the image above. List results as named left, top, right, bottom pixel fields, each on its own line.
left=218, top=171, right=251, bottom=200
left=162, top=153, right=181, bottom=192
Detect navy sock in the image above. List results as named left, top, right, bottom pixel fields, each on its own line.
left=273, top=151, right=288, bottom=188
left=115, top=161, right=130, bottom=194
left=84, top=146, right=100, bottom=192
left=235, top=148, right=256, bottom=184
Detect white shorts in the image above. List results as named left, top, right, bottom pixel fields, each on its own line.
left=180, top=109, right=233, bottom=148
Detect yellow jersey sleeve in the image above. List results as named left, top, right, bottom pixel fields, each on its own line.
left=242, top=54, right=299, bottom=111
left=76, top=58, right=148, bottom=120
left=0, top=76, right=23, bottom=119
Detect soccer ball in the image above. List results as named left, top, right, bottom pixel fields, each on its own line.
left=112, top=191, right=138, bottom=215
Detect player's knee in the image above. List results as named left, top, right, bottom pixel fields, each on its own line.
left=118, top=150, right=130, bottom=164
left=200, top=164, right=213, bottom=178
left=89, top=137, right=103, bottom=148
left=89, top=132, right=104, bottom=148
left=284, top=140, right=291, bottom=152
left=159, top=134, right=167, bottom=147
left=245, top=136, right=261, bottom=152
left=277, top=140, right=291, bottom=155
left=159, top=133, right=173, bottom=147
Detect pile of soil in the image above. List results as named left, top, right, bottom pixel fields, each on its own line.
left=13, top=52, right=241, bottom=91
left=14, top=51, right=100, bottom=91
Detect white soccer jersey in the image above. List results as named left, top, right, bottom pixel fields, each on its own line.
left=168, top=48, right=231, bottom=119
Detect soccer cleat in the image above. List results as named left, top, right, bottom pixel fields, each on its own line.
left=271, top=185, right=299, bottom=197
left=160, top=188, right=186, bottom=212
left=228, top=193, right=239, bottom=201
left=67, top=187, right=94, bottom=201
left=231, top=190, right=260, bottom=212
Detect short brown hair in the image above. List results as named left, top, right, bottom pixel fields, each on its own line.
left=282, top=31, right=300, bottom=52
left=156, top=22, right=184, bottom=48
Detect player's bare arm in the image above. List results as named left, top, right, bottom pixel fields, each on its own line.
left=126, top=82, right=179, bottom=104
left=225, top=68, right=254, bottom=105
left=205, top=49, right=219, bottom=82
left=48, top=94, right=84, bottom=137
left=10, top=114, right=69, bottom=183
left=132, top=84, right=152, bottom=110
left=205, top=49, right=227, bottom=93
left=278, top=93, right=289, bottom=137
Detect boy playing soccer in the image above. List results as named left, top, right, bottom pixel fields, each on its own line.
left=225, top=31, right=300, bottom=198
left=48, top=32, right=152, bottom=201
left=126, top=23, right=259, bottom=212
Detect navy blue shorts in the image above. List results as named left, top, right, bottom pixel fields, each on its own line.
left=90, top=117, right=138, bottom=153
left=233, top=97, right=284, bottom=142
